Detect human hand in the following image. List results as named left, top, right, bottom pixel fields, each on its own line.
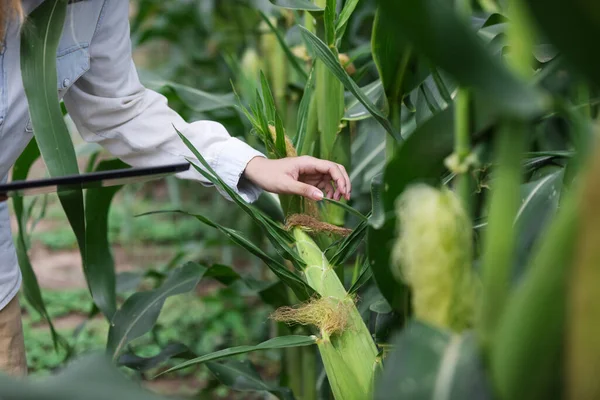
left=243, top=156, right=351, bottom=201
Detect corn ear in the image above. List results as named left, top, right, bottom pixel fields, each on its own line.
left=290, top=228, right=378, bottom=399
left=317, top=335, right=368, bottom=400
left=391, top=184, right=476, bottom=332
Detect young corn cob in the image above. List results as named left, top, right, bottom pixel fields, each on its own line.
left=272, top=228, right=378, bottom=399
left=391, top=184, right=477, bottom=332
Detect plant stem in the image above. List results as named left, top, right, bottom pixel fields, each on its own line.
left=479, top=120, right=525, bottom=350
left=479, top=0, right=535, bottom=353
left=454, top=88, right=472, bottom=213
left=286, top=346, right=304, bottom=397
left=302, top=346, right=318, bottom=400
left=454, top=0, right=473, bottom=213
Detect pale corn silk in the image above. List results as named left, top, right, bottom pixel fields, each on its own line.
left=0, top=0, right=266, bottom=312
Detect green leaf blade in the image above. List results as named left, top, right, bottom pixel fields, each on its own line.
left=376, top=0, right=548, bottom=118
left=158, top=335, right=316, bottom=376
left=107, top=263, right=207, bottom=359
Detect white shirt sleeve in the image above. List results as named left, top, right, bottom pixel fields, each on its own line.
left=62, top=0, right=265, bottom=203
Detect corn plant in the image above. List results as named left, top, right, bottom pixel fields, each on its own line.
left=10, top=0, right=600, bottom=399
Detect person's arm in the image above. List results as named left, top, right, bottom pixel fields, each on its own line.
left=64, top=0, right=351, bottom=203
left=63, top=0, right=263, bottom=202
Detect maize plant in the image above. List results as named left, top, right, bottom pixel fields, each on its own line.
left=9, top=0, right=600, bottom=399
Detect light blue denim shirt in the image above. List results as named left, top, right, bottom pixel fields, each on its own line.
left=0, top=0, right=265, bottom=310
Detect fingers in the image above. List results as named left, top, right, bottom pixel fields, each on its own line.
left=296, top=157, right=351, bottom=200
left=281, top=178, right=324, bottom=201
left=337, top=164, right=351, bottom=200
left=317, top=180, right=335, bottom=199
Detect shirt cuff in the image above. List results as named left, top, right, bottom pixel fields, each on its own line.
left=190, top=136, right=265, bottom=203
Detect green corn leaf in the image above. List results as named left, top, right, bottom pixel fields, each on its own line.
left=107, top=263, right=207, bottom=359
left=11, top=139, right=67, bottom=352
left=118, top=343, right=196, bottom=372
left=376, top=321, right=492, bottom=399
left=372, top=9, right=413, bottom=102
left=299, top=26, right=400, bottom=141
left=254, top=91, right=273, bottom=147
left=204, top=264, right=243, bottom=286
left=207, top=360, right=296, bottom=400
left=260, top=71, right=278, bottom=124
left=343, top=80, right=387, bottom=121
left=375, top=0, right=547, bottom=118
left=269, top=0, right=324, bottom=15
left=274, top=113, right=287, bottom=157
left=20, top=0, right=87, bottom=260
left=323, top=198, right=368, bottom=221
left=204, top=264, right=293, bottom=308
left=258, top=10, right=308, bottom=82
left=187, top=212, right=312, bottom=300
left=349, top=259, right=373, bottom=294
left=336, top=0, right=359, bottom=40
left=0, top=354, right=168, bottom=400
left=176, top=129, right=307, bottom=269
left=139, top=210, right=313, bottom=301
left=21, top=0, right=119, bottom=319
left=324, top=0, right=337, bottom=46
left=186, top=158, right=304, bottom=267
left=157, top=336, right=316, bottom=376
left=513, top=170, right=564, bottom=278
left=328, top=220, right=368, bottom=266
left=294, top=67, right=316, bottom=153
left=84, top=159, right=128, bottom=320
left=523, top=0, right=600, bottom=88
left=20, top=0, right=77, bottom=179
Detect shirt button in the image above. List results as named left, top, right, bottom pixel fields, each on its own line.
left=63, top=78, right=71, bottom=87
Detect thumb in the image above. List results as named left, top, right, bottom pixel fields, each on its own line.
left=284, top=179, right=324, bottom=201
